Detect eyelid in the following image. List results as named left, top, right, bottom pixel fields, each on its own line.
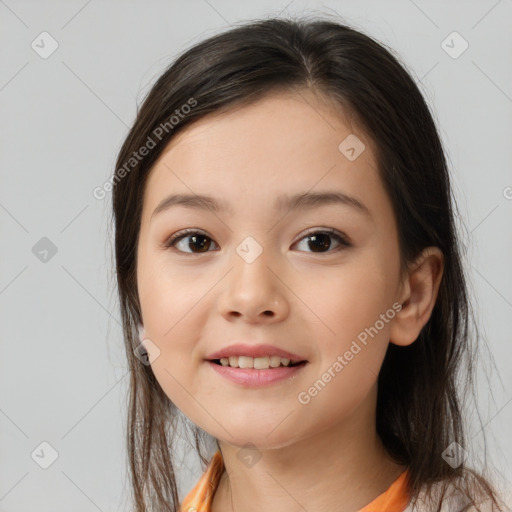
left=296, top=227, right=351, bottom=246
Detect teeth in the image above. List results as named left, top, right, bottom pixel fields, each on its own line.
left=269, top=355, right=281, bottom=367
left=253, top=356, right=269, bottom=369
left=218, top=356, right=296, bottom=369
left=238, top=356, right=253, bottom=368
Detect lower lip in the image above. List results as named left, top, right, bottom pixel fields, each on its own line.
left=207, top=361, right=307, bottom=387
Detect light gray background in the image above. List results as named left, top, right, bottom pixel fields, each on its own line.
left=1, top=0, right=511, bottom=510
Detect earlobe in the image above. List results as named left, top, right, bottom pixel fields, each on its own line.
left=389, top=247, right=444, bottom=347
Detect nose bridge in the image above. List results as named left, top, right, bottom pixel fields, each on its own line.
left=219, top=233, right=286, bottom=319
left=231, top=233, right=272, bottom=290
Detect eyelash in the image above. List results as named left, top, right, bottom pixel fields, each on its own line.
left=163, top=228, right=352, bottom=255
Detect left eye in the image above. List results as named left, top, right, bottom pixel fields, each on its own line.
left=164, top=229, right=351, bottom=254
left=294, top=229, right=351, bottom=253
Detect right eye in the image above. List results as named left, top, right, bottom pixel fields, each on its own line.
left=164, top=229, right=219, bottom=254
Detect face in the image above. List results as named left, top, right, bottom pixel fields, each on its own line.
left=136, top=89, right=405, bottom=450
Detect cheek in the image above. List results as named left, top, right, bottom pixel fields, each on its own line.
left=137, top=254, right=208, bottom=339
left=137, top=256, right=214, bottom=411
left=139, top=275, right=204, bottom=367
left=289, top=265, right=394, bottom=439
left=296, top=253, right=395, bottom=348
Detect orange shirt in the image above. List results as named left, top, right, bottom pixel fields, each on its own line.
left=179, top=450, right=410, bottom=512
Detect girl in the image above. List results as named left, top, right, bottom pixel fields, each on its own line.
left=111, top=15, right=509, bottom=512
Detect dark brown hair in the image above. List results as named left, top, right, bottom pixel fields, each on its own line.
left=110, top=14, right=508, bottom=512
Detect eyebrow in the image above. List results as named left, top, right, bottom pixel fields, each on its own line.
left=150, top=190, right=371, bottom=222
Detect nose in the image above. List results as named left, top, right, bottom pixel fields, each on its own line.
left=217, top=244, right=290, bottom=323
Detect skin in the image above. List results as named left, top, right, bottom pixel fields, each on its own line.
left=136, top=89, right=444, bottom=512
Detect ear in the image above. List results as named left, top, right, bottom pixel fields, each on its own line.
left=138, top=323, right=146, bottom=343
left=389, top=247, right=444, bottom=347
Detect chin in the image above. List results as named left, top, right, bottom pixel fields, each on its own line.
left=220, top=437, right=292, bottom=452
left=213, top=425, right=303, bottom=452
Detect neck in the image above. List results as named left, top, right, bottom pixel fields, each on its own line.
left=211, top=384, right=407, bottom=512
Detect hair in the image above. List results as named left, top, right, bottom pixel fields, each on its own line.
left=109, top=14, right=508, bottom=512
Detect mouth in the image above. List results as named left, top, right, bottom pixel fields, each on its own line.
left=209, top=356, right=307, bottom=369
left=207, top=357, right=309, bottom=387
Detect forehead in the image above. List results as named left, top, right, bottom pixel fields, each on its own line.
left=156, top=89, right=372, bottom=166
left=142, top=89, right=384, bottom=220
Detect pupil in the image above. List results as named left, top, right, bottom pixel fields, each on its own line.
left=308, top=233, right=330, bottom=252
left=190, top=235, right=210, bottom=253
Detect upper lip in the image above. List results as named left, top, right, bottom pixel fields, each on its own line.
left=207, top=343, right=306, bottom=363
